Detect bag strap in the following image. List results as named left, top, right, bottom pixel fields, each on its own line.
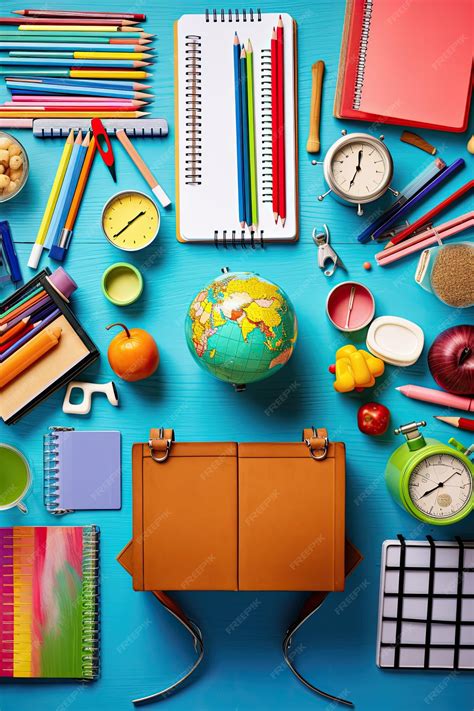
left=148, top=428, right=174, bottom=463
left=302, top=426, right=329, bottom=460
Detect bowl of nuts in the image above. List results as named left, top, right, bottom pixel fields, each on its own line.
left=0, top=131, right=29, bottom=202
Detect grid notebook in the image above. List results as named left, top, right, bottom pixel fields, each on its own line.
left=376, top=536, right=474, bottom=670
left=175, top=10, right=298, bottom=244
left=0, top=526, right=100, bottom=679
left=44, top=428, right=121, bottom=514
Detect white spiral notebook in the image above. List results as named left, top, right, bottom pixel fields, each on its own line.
left=175, top=9, right=298, bottom=245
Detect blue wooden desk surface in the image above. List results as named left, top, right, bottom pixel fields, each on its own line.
left=0, top=1, right=473, bottom=710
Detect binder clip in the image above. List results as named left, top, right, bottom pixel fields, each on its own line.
left=63, top=381, right=119, bottom=415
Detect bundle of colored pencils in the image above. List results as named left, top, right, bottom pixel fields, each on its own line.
left=0, top=8, right=154, bottom=121
left=233, top=33, right=258, bottom=231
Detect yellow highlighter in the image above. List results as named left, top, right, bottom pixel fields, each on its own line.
left=27, top=129, right=74, bottom=270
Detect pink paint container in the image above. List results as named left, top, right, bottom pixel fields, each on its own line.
left=326, top=281, right=375, bottom=332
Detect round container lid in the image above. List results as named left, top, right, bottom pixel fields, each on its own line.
left=366, top=316, right=424, bottom=366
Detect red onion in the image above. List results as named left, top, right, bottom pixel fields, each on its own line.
left=428, top=325, right=474, bottom=395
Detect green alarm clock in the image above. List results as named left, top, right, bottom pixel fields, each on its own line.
left=385, top=421, right=473, bottom=525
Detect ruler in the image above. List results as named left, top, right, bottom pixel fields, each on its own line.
left=31, top=117, right=168, bottom=137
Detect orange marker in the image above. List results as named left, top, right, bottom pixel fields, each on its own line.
left=0, top=325, right=62, bottom=388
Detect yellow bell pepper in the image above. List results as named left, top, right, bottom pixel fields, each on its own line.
left=333, top=345, right=385, bottom=393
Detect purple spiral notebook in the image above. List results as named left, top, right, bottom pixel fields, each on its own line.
left=44, top=428, right=121, bottom=514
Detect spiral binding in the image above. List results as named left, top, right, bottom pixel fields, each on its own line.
left=205, top=8, right=262, bottom=22
left=43, top=426, right=74, bottom=515
left=260, top=47, right=272, bottom=206
left=213, top=229, right=264, bottom=248
left=352, top=0, right=373, bottom=110
left=81, top=525, right=100, bottom=681
left=185, top=35, right=203, bottom=185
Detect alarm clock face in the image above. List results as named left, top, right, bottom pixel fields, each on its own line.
left=408, top=453, right=473, bottom=520
left=102, top=190, right=160, bottom=251
left=324, top=133, right=393, bottom=204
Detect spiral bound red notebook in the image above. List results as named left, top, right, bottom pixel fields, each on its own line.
left=174, top=10, right=299, bottom=244
left=334, top=0, right=473, bottom=132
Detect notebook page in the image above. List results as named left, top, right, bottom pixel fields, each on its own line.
left=176, top=12, right=297, bottom=242
left=358, top=0, right=473, bottom=128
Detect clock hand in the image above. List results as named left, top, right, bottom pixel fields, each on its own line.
left=418, top=471, right=462, bottom=499
left=348, top=150, right=363, bottom=189
left=113, top=210, right=146, bottom=238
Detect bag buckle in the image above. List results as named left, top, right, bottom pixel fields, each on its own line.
left=304, top=426, right=329, bottom=460
left=149, top=427, right=172, bottom=463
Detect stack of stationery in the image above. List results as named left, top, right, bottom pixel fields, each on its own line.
left=0, top=525, right=100, bottom=679
left=0, top=8, right=156, bottom=124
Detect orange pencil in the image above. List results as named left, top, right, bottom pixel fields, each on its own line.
left=0, top=325, right=61, bottom=388
left=0, top=290, right=46, bottom=325
left=0, top=317, right=30, bottom=345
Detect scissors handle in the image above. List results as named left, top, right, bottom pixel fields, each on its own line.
left=91, top=117, right=116, bottom=182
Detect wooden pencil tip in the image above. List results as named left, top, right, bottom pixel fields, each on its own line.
left=74, top=129, right=82, bottom=143
left=384, top=241, right=394, bottom=250
left=13, top=10, right=24, bottom=14
left=281, top=218, right=286, bottom=227
left=240, top=46, right=246, bottom=58
left=273, top=212, right=278, bottom=224
left=234, top=32, right=240, bottom=44
left=247, top=39, right=253, bottom=51
left=82, top=131, right=91, bottom=147
left=66, top=128, right=75, bottom=142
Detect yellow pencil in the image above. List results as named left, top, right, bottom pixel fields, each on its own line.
left=28, top=129, right=74, bottom=269
left=74, top=52, right=152, bottom=60
left=0, top=111, right=148, bottom=118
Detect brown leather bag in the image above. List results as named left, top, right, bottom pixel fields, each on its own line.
left=117, top=428, right=362, bottom=706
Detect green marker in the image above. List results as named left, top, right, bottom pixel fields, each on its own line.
left=246, top=39, right=258, bottom=229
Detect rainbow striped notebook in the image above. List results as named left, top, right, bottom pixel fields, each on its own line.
left=0, top=526, right=99, bottom=679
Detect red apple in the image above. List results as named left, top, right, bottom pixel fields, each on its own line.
left=357, top=402, right=390, bottom=436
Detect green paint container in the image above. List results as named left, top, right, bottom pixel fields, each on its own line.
left=0, top=443, right=31, bottom=513
left=101, top=262, right=143, bottom=306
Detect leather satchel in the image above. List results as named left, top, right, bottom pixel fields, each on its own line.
left=117, top=427, right=362, bottom=706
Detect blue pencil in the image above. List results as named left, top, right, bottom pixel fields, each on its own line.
left=374, top=157, right=465, bottom=242
left=44, top=131, right=86, bottom=249
left=233, top=33, right=245, bottom=228
left=0, top=308, right=61, bottom=363
left=7, top=83, right=146, bottom=99
left=240, top=45, right=251, bottom=229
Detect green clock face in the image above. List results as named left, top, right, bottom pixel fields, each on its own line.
left=408, top=453, right=473, bottom=520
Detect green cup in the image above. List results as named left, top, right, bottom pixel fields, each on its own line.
left=0, top=443, right=31, bottom=514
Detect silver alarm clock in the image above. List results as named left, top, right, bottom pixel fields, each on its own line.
left=318, top=130, right=399, bottom=215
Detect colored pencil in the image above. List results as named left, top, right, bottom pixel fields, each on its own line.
left=9, top=97, right=145, bottom=106
left=18, top=25, right=144, bottom=33
left=246, top=39, right=257, bottom=229
left=271, top=28, right=278, bottom=224
left=2, top=42, right=150, bottom=51
left=0, top=309, right=61, bottom=363
left=1, top=296, right=53, bottom=331
left=1, top=17, right=137, bottom=26
left=44, top=130, right=83, bottom=249
left=0, top=57, right=150, bottom=67
left=28, top=128, right=74, bottom=269
left=0, top=285, right=43, bottom=320
left=4, top=103, right=143, bottom=111
left=0, top=317, right=30, bottom=346
left=7, top=76, right=151, bottom=89
left=233, top=33, right=245, bottom=228
left=51, top=135, right=96, bottom=261
left=4, top=69, right=151, bottom=78
left=0, top=290, right=46, bottom=325
left=0, top=31, right=153, bottom=39
left=0, top=110, right=148, bottom=117
left=434, top=416, right=474, bottom=433
left=115, top=128, right=171, bottom=208
left=9, top=51, right=152, bottom=60
left=276, top=16, right=286, bottom=227
left=240, top=46, right=251, bottom=229
left=47, top=131, right=89, bottom=250
left=7, top=83, right=151, bottom=99
left=14, top=11, right=146, bottom=21
left=0, top=117, right=32, bottom=127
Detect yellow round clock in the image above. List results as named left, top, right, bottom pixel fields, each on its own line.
left=102, top=190, right=160, bottom=252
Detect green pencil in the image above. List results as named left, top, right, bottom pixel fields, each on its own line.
left=246, top=39, right=258, bottom=229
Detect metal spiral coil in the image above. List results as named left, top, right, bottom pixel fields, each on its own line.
left=213, top=229, right=264, bottom=248
left=185, top=35, right=203, bottom=185
left=260, top=48, right=272, bottom=205
left=205, top=8, right=262, bottom=22
left=43, top=427, right=74, bottom=515
left=81, top=525, right=100, bottom=681
left=352, top=0, right=373, bottom=110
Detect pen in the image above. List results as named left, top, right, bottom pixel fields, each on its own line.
left=373, top=158, right=465, bottom=242
left=396, top=385, right=474, bottom=412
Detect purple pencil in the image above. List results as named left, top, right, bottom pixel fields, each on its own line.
left=0, top=307, right=60, bottom=362
left=1, top=294, right=52, bottom=331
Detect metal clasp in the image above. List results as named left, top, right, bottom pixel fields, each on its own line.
left=305, top=426, right=329, bottom=460
left=148, top=427, right=172, bottom=463
left=312, top=224, right=347, bottom=277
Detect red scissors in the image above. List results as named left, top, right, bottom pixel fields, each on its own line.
left=91, top=117, right=117, bottom=182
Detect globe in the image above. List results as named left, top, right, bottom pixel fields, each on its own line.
left=185, top=270, right=297, bottom=387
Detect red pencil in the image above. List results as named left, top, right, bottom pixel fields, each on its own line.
left=276, top=15, right=286, bottom=226
left=271, top=27, right=279, bottom=224
left=13, top=10, right=146, bottom=21
left=0, top=16, right=138, bottom=26
left=435, top=416, right=474, bottom=432
left=0, top=316, right=30, bottom=346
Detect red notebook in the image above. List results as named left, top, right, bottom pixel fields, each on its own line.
left=334, top=0, right=473, bottom=132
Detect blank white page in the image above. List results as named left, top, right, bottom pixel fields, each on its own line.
left=176, top=12, right=297, bottom=243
